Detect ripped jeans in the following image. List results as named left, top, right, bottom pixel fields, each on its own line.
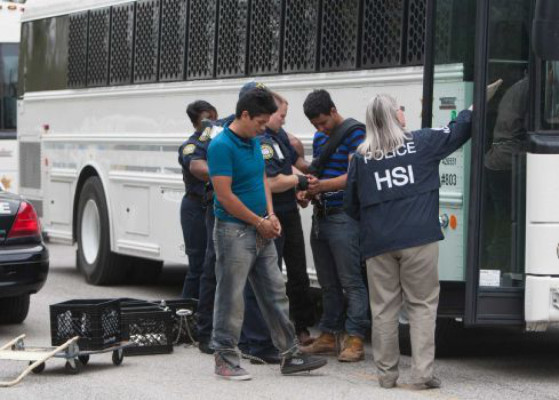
left=211, top=219, right=297, bottom=366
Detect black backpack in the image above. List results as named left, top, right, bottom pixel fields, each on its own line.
left=308, top=118, right=365, bottom=177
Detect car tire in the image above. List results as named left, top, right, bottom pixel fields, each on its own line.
left=0, top=294, right=30, bottom=324
left=76, top=177, right=126, bottom=285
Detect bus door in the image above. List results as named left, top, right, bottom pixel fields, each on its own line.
left=423, top=0, right=531, bottom=325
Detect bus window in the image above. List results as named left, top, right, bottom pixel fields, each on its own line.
left=0, top=43, right=18, bottom=132
left=480, top=0, right=531, bottom=288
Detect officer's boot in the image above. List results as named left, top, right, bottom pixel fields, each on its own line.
left=337, top=335, right=364, bottom=362
left=299, top=332, right=336, bottom=355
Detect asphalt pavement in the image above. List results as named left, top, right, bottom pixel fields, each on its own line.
left=1, top=243, right=559, bottom=399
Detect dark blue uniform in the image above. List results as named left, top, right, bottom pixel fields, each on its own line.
left=260, top=128, right=315, bottom=334
left=194, top=122, right=278, bottom=360
left=345, top=109, right=473, bottom=258
left=178, top=131, right=208, bottom=299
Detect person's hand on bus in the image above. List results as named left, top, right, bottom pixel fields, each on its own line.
left=487, top=78, right=503, bottom=102
left=468, top=79, right=504, bottom=110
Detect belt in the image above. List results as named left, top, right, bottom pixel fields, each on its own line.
left=313, top=206, right=345, bottom=218
left=187, top=192, right=204, bottom=202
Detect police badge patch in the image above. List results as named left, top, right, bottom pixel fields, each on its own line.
left=198, top=127, right=212, bottom=142
left=183, top=144, right=196, bottom=155
left=261, top=144, right=274, bottom=160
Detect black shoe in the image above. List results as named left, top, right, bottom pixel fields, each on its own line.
left=248, top=352, right=281, bottom=365
left=198, top=340, right=215, bottom=355
left=280, top=352, right=327, bottom=375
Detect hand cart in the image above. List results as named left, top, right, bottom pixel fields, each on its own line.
left=0, top=334, right=131, bottom=387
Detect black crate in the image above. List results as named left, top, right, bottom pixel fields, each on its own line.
left=121, top=304, right=174, bottom=355
left=159, top=299, right=198, bottom=344
left=50, top=299, right=121, bottom=351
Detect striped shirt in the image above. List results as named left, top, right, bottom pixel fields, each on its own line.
left=312, top=127, right=365, bottom=207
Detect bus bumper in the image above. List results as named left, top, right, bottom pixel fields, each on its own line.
left=525, top=275, right=559, bottom=331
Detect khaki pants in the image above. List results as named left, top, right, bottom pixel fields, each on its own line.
left=366, top=242, right=439, bottom=383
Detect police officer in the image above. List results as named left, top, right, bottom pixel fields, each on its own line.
left=344, top=88, right=499, bottom=389
left=178, top=100, right=217, bottom=299
left=260, top=91, right=316, bottom=345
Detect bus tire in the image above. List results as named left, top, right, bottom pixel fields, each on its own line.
left=121, top=255, right=163, bottom=284
left=76, top=177, right=126, bottom=285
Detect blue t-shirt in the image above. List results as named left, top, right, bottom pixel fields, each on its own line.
left=312, top=126, right=365, bottom=207
left=208, top=127, right=267, bottom=223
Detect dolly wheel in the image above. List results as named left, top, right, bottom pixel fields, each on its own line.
left=30, top=362, right=45, bottom=374
left=78, top=355, right=90, bottom=366
left=65, top=359, right=82, bottom=374
left=112, top=349, right=124, bottom=366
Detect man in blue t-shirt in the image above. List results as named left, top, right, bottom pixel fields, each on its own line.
left=300, top=89, right=370, bottom=362
left=207, top=88, right=326, bottom=380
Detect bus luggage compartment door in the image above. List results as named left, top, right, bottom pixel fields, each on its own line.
left=524, top=153, right=559, bottom=329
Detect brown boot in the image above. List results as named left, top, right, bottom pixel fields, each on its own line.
left=338, top=335, right=364, bottom=362
left=299, top=332, right=336, bottom=355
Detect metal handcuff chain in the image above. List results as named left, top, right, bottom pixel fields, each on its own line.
left=174, top=309, right=274, bottom=368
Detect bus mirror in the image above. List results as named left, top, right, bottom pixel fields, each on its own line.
left=533, top=0, right=559, bottom=60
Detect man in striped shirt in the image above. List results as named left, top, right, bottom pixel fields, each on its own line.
left=300, top=89, right=370, bottom=362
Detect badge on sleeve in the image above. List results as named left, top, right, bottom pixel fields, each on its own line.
left=183, top=144, right=196, bottom=155
left=261, top=144, right=274, bottom=160
left=198, top=127, right=212, bottom=142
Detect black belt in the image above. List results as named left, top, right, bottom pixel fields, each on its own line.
left=313, top=206, right=345, bottom=218
left=187, top=192, right=204, bottom=202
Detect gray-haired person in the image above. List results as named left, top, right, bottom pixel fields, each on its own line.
left=345, top=84, right=500, bottom=389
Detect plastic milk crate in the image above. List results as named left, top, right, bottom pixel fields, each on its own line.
left=50, top=299, right=121, bottom=351
left=120, top=302, right=174, bottom=356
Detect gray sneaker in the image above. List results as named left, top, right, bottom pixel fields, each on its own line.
left=378, top=375, right=397, bottom=389
left=215, top=353, right=252, bottom=381
left=413, top=376, right=441, bottom=390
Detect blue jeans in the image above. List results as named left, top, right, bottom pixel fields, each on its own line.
left=196, top=207, right=276, bottom=356
left=310, top=212, right=370, bottom=338
left=211, top=219, right=297, bottom=365
left=180, top=194, right=207, bottom=299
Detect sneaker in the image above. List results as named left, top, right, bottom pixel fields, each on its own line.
left=299, top=332, right=336, bottom=355
left=337, top=335, right=364, bottom=362
left=199, top=340, right=215, bottom=355
left=378, top=375, right=397, bottom=389
left=214, top=354, right=252, bottom=381
left=412, top=376, right=441, bottom=390
left=280, top=352, right=327, bottom=375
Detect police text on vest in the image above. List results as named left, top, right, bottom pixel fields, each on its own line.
left=374, top=165, right=415, bottom=190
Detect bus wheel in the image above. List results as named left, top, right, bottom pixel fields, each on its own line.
left=121, top=255, right=163, bottom=284
left=76, top=177, right=126, bottom=285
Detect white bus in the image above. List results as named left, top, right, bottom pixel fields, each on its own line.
left=17, top=0, right=559, bottom=341
left=0, top=0, right=23, bottom=194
